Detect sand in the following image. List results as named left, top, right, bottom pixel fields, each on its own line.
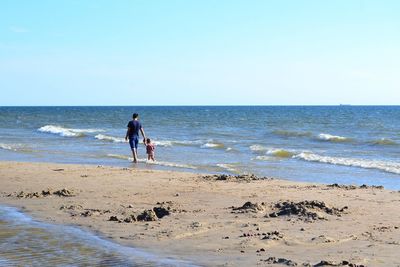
left=0, top=161, right=399, bottom=266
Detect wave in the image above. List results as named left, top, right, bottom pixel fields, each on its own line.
left=317, top=133, right=351, bottom=143
left=93, top=136, right=208, bottom=148
left=250, top=145, right=295, bottom=158
left=38, top=125, right=104, bottom=137
left=201, top=142, right=225, bottom=149
left=294, top=152, right=400, bottom=175
left=0, top=143, right=18, bottom=152
left=0, top=143, right=32, bottom=153
left=106, top=154, right=197, bottom=169
left=272, top=130, right=312, bottom=137
left=249, top=145, right=269, bottom=152
left=252, top=146, right=400, bottom=175
left=266, top=148, right=295, bottom=158
left=216, top=163, right=241, bottom=173
left=370, top=138, right=398, bottom=146
left=95, top=134, right=125, bottom=143
left=0, top=143, right=19, bottom=152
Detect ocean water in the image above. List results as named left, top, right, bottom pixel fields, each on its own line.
left=0, top=106, right=399, bottom=189
left=0, top=205, right=197, bottom=267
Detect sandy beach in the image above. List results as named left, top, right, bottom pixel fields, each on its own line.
left=0, top=161, right=399, bottom=266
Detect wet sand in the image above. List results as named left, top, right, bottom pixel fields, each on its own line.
left=0, top=161, right=399, bottom=266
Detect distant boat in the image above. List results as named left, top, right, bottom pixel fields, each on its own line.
left=339, top=104, right=351, bottom=106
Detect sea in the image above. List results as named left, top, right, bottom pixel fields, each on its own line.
left=0, top=106, right=399, bottom=189
left=0, top=106, right=399, bottom=266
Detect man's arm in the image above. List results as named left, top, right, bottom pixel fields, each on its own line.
left=125, top=128, right=130, bottom=141
left=140, top=127, right=146, bottom=143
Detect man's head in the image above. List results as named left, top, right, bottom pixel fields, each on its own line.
left=132, top=113, right=139, bottom=119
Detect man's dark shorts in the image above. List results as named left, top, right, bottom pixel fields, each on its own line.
left=129, top=136, right=139, bottom=150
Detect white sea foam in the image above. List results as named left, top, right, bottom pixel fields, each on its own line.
left=0, top=143, right=17, bottom=151
left=216, top=163, right=239, bottom=173
left=153, top=140, right=204, bottom=147
left=294, top=152, right=400, bottom=175
left=106, top=154, right=197, bottom=169
left=38, top=125, right=104, bottom=137
left=95, top=134, right=125, bottom=143
left=317, top=133, right=350, bottom=142
left=201, top=142, right=224, bottom=149
left=0, top=143, right=31, bottom=152
left=249, top=145, right=269, bottom=152
left=0, top=143, right=18, bottom=152
left=254, top=155, right=273, bottom=161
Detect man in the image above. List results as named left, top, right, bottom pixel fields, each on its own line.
left=125, top=113, right=146, bottom=163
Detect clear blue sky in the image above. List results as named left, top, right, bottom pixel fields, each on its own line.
left=1, top=0, right=399, bottom=105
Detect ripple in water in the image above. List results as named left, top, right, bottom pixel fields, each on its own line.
left=0, top=206, right=198, bottom=267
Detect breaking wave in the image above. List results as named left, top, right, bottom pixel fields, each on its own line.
left=249, top=145, right=269, bottom=152
left=216, top=163, right=241, bottom=173
left=106, top=154, right=197, bottom=169
left=317, top=133, right=351, bottom=143
left=38, top=125, right=104, bottom=137
left=201, top=143, right=225, bottom=149
left=253, top=146, right=400, bottom=175
left=0, top=143, right=32, bottom=153
left=294, top=152, right=400, bottom=175
left=0, top=143, right=18, bottom=152
left=250, top=146, right=295, bottom=158
left=370, top=138, right=398, bottom=146
left=266, top=148, right=295, bottom=158
left=95, top=134, right=125, bottom=143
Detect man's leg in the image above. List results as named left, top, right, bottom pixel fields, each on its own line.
left=132, top=148, right=138, bottom=163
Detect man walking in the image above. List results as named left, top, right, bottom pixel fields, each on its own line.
left=125, top=113, right=146, bottom=163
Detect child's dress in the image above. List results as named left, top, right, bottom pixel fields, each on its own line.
left=146, top=143, right=155, bottom=157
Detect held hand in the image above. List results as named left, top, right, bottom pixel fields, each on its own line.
left=143, top=138, right=146, bottom=144
left=125, top=136, right=128, bottom=142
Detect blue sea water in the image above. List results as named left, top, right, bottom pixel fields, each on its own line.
left=0, top=106, right=399, bottom=189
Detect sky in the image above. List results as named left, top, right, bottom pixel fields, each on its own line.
left=1, top=0, right=399, bottom=106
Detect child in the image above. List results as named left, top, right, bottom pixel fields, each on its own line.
left=145, top=138, right=155, bottom=161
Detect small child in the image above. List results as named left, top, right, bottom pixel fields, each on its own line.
left=145, top=138, right=155, bottom=161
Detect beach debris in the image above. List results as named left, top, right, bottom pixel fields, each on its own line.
left=109, top=216, right=120, bottom=222
left=52, top=168, right=65, bottom=171
left=80, top=209, right=110, bottom=217
left=60, top=204, right=83, bottom=210
left=123, top=214, right=137, bottom=223
left=190, top=221, right=202, bottom=228
left=137, top=209, right=158, bottom=221
left=267, top=200, right=348, bottom=221
left=259, top=258, right=365, bottom=267
left=202, top=174, right=270, bottom=182
left=108, top=202, right=177, bottom=223
left=155, top=201, right=187, bottom=213
left=311, top=235, right=336, bottom=243
left=313, top=260, right=365, bottom=266
left=9, top=188, right=77, bottom=198
left=232, top=201, right=266, bottom=213
left=260, top=257, right=298, bottom=266
left=262, top=231, right=284, bottom=240
left=327, top=183, right=384, bottom=190
left=53, top=188, right=76, bottom=197
left=153, top=206, right=170, bottom=218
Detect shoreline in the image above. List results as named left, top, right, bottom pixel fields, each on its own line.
left=1, top=161, right=399, bottom=266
